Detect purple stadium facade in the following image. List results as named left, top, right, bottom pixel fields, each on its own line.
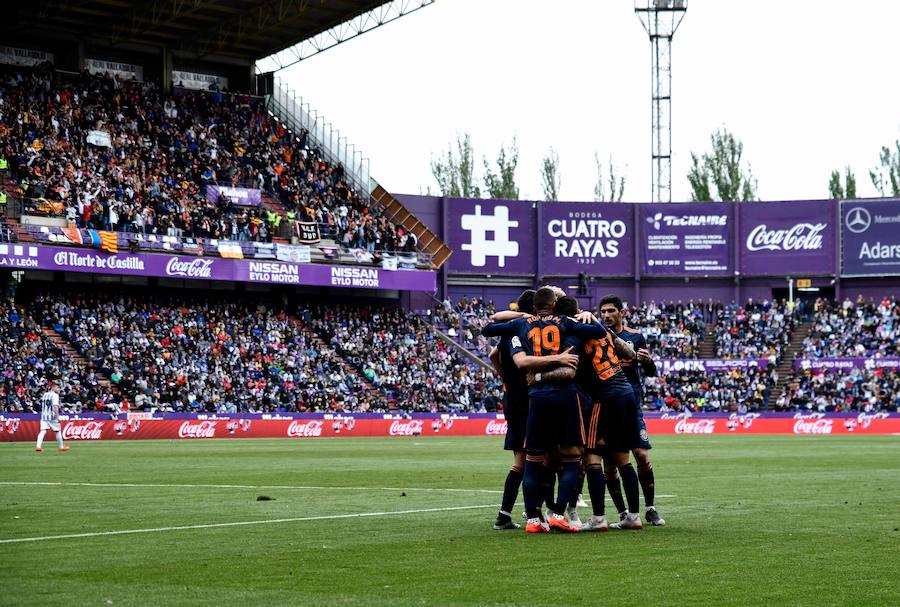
left=399, top=195, right=900, bottom=310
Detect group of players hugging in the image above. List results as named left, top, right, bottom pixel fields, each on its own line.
left=484, top=286, right=664, bottom=533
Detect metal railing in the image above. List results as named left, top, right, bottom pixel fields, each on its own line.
left=267, top=77, right=370, bottom=197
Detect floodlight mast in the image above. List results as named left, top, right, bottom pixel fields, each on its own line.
left=635, top=0, right=687, bottom=203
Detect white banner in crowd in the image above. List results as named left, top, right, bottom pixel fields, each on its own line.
left=85, top=58, right=143, bottom=81
left=172, top=70, right=229, bottom=91
left=0, top=45, right=53, bottom=67
left=86, top=130, right=112, bottom=148
left=275, top=244, right=311, bottom=264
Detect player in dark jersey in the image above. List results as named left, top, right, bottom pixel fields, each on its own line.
left=487, top=289, right=535, bottom=530
left=482, top=287, right=606, bottom=534
left=536, top=296, right=642, bottom=530
left=599, top=294, right=666, bottom=527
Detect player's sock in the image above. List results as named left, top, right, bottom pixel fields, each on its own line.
left=554, top=456, right=582, bottom=515
left=585, top=463, right=606, bottom=517
left=56, top=432, right=65, bottom=449
left=606, top=474, right=627, bottom=515
left=522, top=456, right=545, bottom=519
left=500, top=465, right=523, bottom=514
left=538, top=465, right=556, bottom=513
left=36, top=430, right=46, bottom=450
left=567, top=465, right=586, bottom=509
left=620, top=463, right=640, bottom=514
left=638, top=461, right=655, bottom=508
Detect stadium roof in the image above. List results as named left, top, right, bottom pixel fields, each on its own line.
left=12, top=0, right=395, bottom=62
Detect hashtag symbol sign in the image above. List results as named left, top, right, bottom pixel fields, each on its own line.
left=460, top=205, right=520, bottom=267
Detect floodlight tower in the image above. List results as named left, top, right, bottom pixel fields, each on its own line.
left=636, top=0, right=687, bottom=203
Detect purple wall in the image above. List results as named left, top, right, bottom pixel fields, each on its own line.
left=387, top=194, right=900, bottom=307
left=395, top=194, right=442, bottom=236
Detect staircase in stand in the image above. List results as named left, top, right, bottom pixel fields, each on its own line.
left=39, top=323, right=120, bottom=395
left=427, top=320, right=493, bottom=371
left=370, top=181, right=452, bottom=269
left=260, top=192, right=286, bottom=215
left=3, top=217, right=32, bottom=242
left=698, top=321, right=717, bottom=358
left=774, top=321, right=813, bottom=395
left=287, top=313, right=385, bottom=408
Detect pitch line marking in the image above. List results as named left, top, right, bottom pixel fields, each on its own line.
left=0, top=504, right=498, bottom=544
left=0, top=481, right=677, bottom=499
left=0, top=481, right=503, bottom=494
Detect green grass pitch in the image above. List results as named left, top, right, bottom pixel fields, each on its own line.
left=1, top=435, right=898, bottom=606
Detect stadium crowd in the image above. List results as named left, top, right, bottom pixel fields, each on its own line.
left=713, top=299, right=798, bottom=362
left=0, top=288, right=898, bottom=415
left=0, top=63, right=406, bottom=252
left=308, top=304, right=502, bottom=413
left=626, top=300, right=707, bottom=359
left=30, top=291, right=372, bottom=413
left=0, top=300, right=111, bottom=412
left=802, top=297, right=898, bottom=358
left=779, top=367, right=899, bottom=412
left=643, top=367, right=777, bottom=412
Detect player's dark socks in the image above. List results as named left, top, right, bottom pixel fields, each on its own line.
left=606, top=474, right=627, bottom=515
left=522, top=457, right=544, bottom=518
left=638, top=462, right=655, bottom=508
left=500, top=466, right=523, bottom=514
left=554, top=457, right=582, bottom=514
left=620, top=463, right=640, bottom=514
left=585, top=464, right=605, bottom=517
left=567, top=465, right=586, bottom=509
left=538, top=465, right=556, bottom=512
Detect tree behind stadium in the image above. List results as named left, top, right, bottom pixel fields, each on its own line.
left=482, top=138, right=520, bottom=200
left=869, top=139, right=900, bottom=196
left=828, top=166, right=857, bottom=199
left=430, top=133, right=481, bottom=198
left=687, top=128, right=758, bottom=201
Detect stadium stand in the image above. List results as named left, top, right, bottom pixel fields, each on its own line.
left=802, top=297, right=898, bottom=358
left=780, top=367, right=899, bottom=412
left=0, top=63, right=415, bottom=261
left=713, top=299, right=799, bottom=362
left=644, top=367, right=777, bottom=412
left=1, top=291, right=898, bottom=414
left=4, top=289, right=499, bottom=414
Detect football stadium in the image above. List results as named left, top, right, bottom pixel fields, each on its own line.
left=1, top=2, right=898, bottom=605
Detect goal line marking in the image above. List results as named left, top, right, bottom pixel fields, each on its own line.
left=0, top=504, right=498, bottom=544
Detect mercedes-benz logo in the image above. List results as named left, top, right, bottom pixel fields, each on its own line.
left=845, top=206, right=871, bottom=234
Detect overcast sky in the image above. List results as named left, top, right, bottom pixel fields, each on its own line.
left=277, top=0, right=898, bottom=203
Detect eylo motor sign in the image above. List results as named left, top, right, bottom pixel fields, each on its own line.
left=840, top=198, right=900, bottom=277
left=739, top=200, right=836, bottom=276
left=446, top=198, right=535, bottom=273
left=640, top=202, right=733, bottom=276
left=541, top=202, right=633, bottom=275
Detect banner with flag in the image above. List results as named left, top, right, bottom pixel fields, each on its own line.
left=87, top=230, right=118, bottom=253
left=275, top=244, right=310, bottom=263
left=62, top=225, right=83, bottom=245
left=217, top=241, right=244, bottom=259
left=182, top=240, right=204, bottom=256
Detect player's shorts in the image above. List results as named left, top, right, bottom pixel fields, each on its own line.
left=503, top=389, right=529, bottom=452
left=633, top=399, right=652, bottom=450
left=586, top=390, right=639, bottom=455
left=39, top=420, right=61, bottom=432
left=524, top=388, right=585, bottom=452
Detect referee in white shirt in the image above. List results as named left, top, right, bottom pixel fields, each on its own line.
left=36, top=382, right=69, bottom=452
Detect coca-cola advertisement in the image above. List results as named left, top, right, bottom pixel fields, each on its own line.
left=2, top=414, right=899, bottom=442
left=738, top=200, right=836, bottom=276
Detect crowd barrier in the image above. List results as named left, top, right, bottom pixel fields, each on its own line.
left=2, top=412, right=898, bottom=442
